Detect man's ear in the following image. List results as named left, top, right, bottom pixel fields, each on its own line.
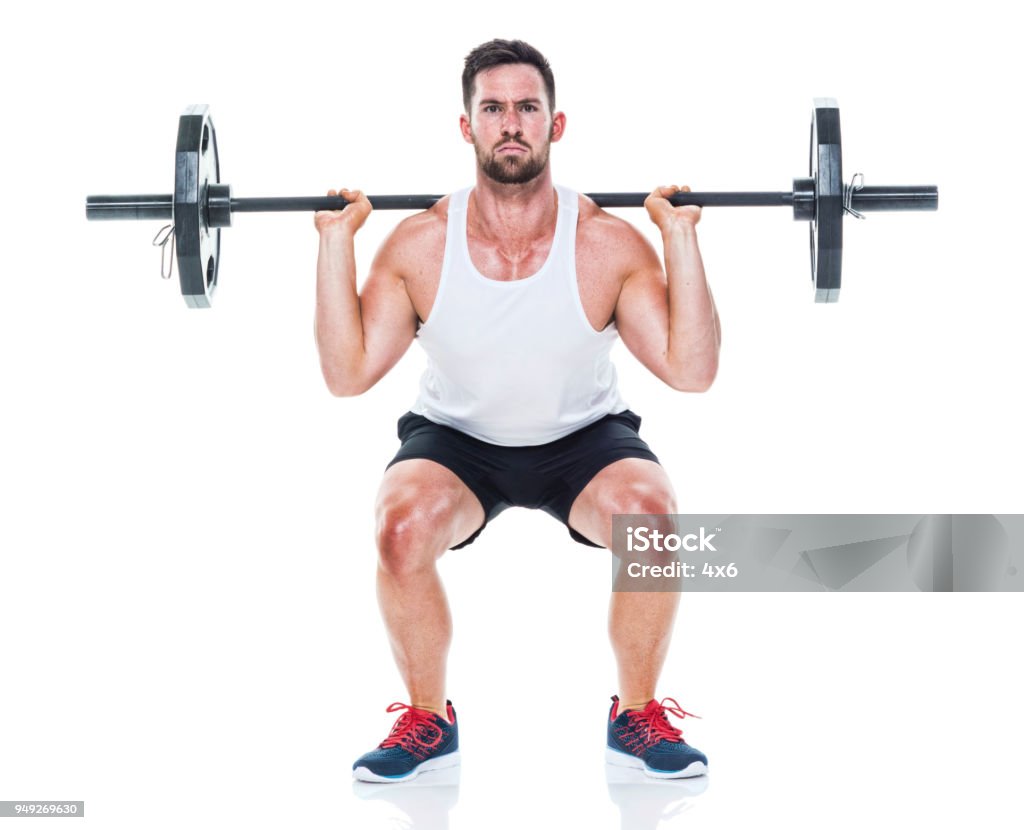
left=459, top=112, right=474, bottom=144
left=550, top=110, right=566, bottom=143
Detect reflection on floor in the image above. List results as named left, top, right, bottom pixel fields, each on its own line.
left=352, top=765, right=461, bottom=829
left=605, top=763, right=708, bottom=829
left=351, top=762, right=708, bottom=829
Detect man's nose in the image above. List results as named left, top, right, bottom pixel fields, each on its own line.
left=500, top=108, right=522, bottom=134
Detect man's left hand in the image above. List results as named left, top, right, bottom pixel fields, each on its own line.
left=644, top=185, right=702, bottom=232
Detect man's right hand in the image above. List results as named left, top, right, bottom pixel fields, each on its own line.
left=314, top=188, right=372, bottom=234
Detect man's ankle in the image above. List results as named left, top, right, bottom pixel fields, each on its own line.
left=617, top=698, right=654, bottom=714
left=413, top=702, right=450, bottom=723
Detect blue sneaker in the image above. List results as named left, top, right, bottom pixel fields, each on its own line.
left=352, top=701, right=460, bottom=783
left=606, top=695, right=708, bottom=778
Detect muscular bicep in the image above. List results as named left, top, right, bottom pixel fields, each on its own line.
left=613, top=220, right=720, bottom=392
left=612, top=234, right=677, bottom=382
left=355, top=230, right=421, bottom=388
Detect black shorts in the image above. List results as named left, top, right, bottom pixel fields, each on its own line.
left=385, top=409, right=660, bottom=550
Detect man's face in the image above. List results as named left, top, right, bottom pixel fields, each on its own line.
left=460, top=63, right=565, bottom=185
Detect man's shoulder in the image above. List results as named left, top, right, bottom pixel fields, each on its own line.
left=574, top=191, right=657, bottom=261
left=377, top=195, right=450, bottom=267
left=390, top=194, right=450, bottom=242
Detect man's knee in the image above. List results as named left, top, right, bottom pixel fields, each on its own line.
left=375, top=491, right=460, bottom=578
left=599, top=477, right=677, bottom=518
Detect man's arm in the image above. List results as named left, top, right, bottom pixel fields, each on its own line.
left=314, top=189, right=421, bottom=396
left=612, top=185, right=720, bottom=392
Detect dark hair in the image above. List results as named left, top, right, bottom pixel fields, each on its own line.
left=462, top=39, right=555, bottom=114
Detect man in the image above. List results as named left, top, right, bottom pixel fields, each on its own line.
left=314, top=39, right=720, bottom=783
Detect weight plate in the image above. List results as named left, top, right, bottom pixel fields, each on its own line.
left=810, top=98, right=842, bottom=303
left=174, top=105, right=221, bottom=308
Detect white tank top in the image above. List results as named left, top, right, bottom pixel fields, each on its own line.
left=410, top=184, right=628, bottom=446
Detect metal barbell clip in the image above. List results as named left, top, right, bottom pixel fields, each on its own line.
left=152, top=223, right=176, bottom=279
left=844, top=173, right=866, bottom=220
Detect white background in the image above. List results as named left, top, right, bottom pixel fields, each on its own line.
left=1, top=1, right=1021, bottom=828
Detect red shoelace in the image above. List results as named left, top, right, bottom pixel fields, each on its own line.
left=378, top=703, right=445, bottom=755
left=627, top=697, right=701, bottom=746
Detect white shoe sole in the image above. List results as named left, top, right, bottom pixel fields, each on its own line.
left=605, top=746, right=707, bottom=779
left=353, top=751, right=461, bottom=783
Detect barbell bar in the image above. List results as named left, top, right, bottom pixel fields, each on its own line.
left=86, top=187, right=936, bottom=217
left=85, top=99, right=938, bottom=308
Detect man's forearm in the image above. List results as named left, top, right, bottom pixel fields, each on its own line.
left=662, top=223, right=720, bottom=391
left=315, top=228, right=367, bottom=396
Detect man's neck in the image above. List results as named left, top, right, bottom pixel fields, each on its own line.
left=469, top=170, right=557, bottom=247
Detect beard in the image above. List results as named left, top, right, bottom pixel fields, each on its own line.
left=474, top=133, right=551, bottom=185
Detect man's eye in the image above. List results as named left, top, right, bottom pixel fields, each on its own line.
left=521, top=104, right=537, bottom=112
left=484, top=105, right=500, bottom=113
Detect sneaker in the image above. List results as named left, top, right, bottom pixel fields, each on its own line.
left=606, top=695, right=708, bottom=778
left=352, top=701, right=460, bottom=783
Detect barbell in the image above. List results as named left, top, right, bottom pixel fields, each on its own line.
left=85, top=99, right=937, bottom=307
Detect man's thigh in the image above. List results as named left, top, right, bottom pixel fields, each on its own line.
left=567, top=458, right=677, bottom=549
left=376, top=458, right=487, bottom=552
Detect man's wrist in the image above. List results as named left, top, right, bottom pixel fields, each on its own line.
left=319, top=224, right=358, bottom=245
left=660, top=219, right=699, bottom=243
